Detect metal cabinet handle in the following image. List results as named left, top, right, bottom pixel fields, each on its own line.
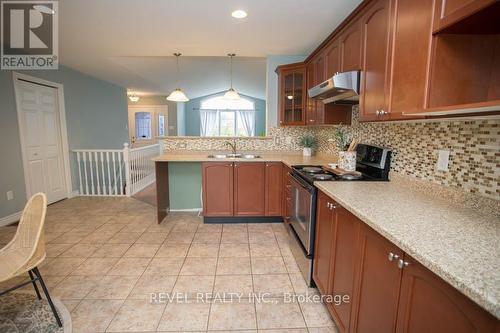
left=327, top=202, right=331, bottom=209
left=388, top=252, right=400, bottom=262
left=376, top=109, right=381, bottom=116
left=397, top=259, right=409, bottom=269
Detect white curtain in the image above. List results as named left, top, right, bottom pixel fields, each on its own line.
left=238, top=110, right=255, bottom=136
left=200, top=110, right=219, bottom=136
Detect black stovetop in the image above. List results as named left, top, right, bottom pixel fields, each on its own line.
left=292, top=165, right=387, bottom=185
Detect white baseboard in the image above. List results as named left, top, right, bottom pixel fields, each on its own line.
left=169, top=208, right=203, bottom=212
left=0, top=211, right=22, bottom=227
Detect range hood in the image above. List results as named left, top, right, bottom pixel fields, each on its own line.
left=308, top=71, right=360, bottom=104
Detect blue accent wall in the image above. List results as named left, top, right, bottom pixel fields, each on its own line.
left=183, top=91, right=266, bottom=136
left=0, top=66, right=128, bottom=218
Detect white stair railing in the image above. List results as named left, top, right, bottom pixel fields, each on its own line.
left=73, top=143, right=161, bottom=197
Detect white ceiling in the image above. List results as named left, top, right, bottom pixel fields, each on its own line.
left=59, top=0, right=362, bottom=98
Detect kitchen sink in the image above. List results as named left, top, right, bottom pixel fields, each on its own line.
left=207, top=154, right=260, bottom=159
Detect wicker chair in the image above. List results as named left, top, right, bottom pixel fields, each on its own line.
left=0, top=193, right=62, bottom=327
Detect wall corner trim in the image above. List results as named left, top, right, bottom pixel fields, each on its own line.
left=0, top=211, right=22, bottom=227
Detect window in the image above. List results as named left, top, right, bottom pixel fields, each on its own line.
left=158, top=114, right=166, bottom=137
left=200, top=96, right=255, bottom=137
left=135, top=112, right=152, bottom=140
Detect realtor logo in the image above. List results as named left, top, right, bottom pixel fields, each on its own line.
left=1, top=1, right=58, bottom=69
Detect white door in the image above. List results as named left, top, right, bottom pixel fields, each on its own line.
left=17, top=80, right=67, bottom=204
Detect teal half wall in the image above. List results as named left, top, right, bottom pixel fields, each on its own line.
left=184, top=91, right=266, bottom=136
left=168, top=162, right=202, bottom=209
left=0, top=66, right=128, bottom=219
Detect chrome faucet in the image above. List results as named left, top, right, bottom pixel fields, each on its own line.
left=225, top=139, right=237, bottom=155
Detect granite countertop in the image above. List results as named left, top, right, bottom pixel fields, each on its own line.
left=315, top=176, right=500, bottom=319
left=152, top=151, right=337, bottom=168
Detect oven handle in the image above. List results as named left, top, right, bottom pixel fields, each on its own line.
left=289, top=172, right=315, bottom=193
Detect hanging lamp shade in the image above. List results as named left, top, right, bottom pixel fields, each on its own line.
left=167, top=53, right=189, bottom=102
left=224, top=53, right=240, bottom=100
left=167, top=88, right=189, bottom=102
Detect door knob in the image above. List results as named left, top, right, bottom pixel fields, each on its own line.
left=397, top=259, right=410, bottom=269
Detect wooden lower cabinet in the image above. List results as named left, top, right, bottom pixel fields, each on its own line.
left=282, top=164, right=292, bottom=224
left=313, top=190, right=498, bottom=333
left=313, top=191, right=335, bottom=295
left=396, top=256, right=498, bottom=333
left=234, top=162, right=265, bottom=216
left=350, top=223, right=403, bottom=333
left=265, top=162, right=282, bottom=216
left=202, top=162, right=234, bottom=216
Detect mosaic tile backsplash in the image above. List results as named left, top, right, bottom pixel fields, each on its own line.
left=161, top=106, right=500, bottom=200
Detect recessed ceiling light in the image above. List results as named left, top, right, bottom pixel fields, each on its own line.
left=231, top=10, right=247, bottom=19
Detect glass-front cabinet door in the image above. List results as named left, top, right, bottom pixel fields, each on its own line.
left=277, top=63, right=306, bottom=126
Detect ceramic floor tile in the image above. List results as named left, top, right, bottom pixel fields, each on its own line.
left=71, top=299, right=123, bottom=333
left=251, top=257, right=287, bottom=275
left=108, top=258, right=151, bottom=276
left=86, top=275, right=139, bottom=299
left=187, top=243, right=220, bottom=257
left=255, top=298, right=306, bottom=329
left=135, top=232, right=168, bottom=244
left=155, top=243, right=190, bottom=257
left=91, top=244, right=132, bottom=258
left=45, top=243, right=74, bottom=257
left=171, top=223, right=199, bottom=233
left=216, top=257, right=252, bottom=275
left=123, top=243, right=160, bottom=258
left=157, top=301, right=210, bottom=332
left=250, top=242, right=281, bottom=257
left=40, top=257, right=86, bottom=276
left=172, top=275, right=215, bottom=298
left=180, top=257, right=217, bottom=275
left=248, top=231, right=278, bottom=244
left=283, top=255, right=302, bottom=274
left=213, top=274, right=254, bottom=295
left=223, top=224, right=248, bottom=233
left=192, top=232, right=221, bottom=243
left=196, top=224, right=223, bottom=233
left=106, top=298, right=166, bottom=332
left=218, top=243, right=250, bottom=257
left=253, top=274, right=294, bottom=297
left=247, top=223, right=274, bottom=233
left=108, top=232, right=143, bottom=244
left=299, top=302, right=336, bottom=328
left=128, top=274, right=177, bottom=300
left=72, top=257, right=119, bottom=276
left=221, top=232, right=249, bottom=244
left=51, top=275, right=101, bottom=299
left=208, top=302, right=257, bottom=331
left=50, top=232, right=89, bottom=244
left=144, top=257, right=185, bottom=276
left=288, top=273, right=319, bottom=296
left=164, top=231, right=195, bottom=244
left=59, top=243, right=101, bottom=258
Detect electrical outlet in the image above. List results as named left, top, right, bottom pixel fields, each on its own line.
left=6, top=191, right=14, bottom=201
left=436, top=150, right=450, bottom=171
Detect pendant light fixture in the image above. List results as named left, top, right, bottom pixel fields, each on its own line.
left=128, top=92, right=140, bottom=103
left=224, top=53, right=240, bottom=100
left=167, top=53, right=189, bottom=102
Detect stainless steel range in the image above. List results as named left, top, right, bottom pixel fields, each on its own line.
left=288, top=143, right=392, bottom=286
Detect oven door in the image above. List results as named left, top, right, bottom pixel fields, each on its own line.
left=289, top=173, right=316, bottom=255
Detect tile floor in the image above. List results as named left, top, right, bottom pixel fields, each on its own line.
left=0, top=197, right=338, bottom=333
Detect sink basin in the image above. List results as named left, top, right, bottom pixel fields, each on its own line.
left=241, top=154, right=260, bottom=159
left=207, top=153, right=260, bottom=159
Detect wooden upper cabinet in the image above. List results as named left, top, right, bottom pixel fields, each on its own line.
left=325, top=39, right=341, bottom=78
left=359, top=0, right=392, bottom=122
left=388, top=0, right=434, bottom=117
left=396, top=255, right=498, bottom=333
left=277, top=63, right=307, bottom=126
left=350, top=223, right=403, bottom=333
left=432, top=0, right=496, bottom=33
left=265, top=162, right=282, bottom=216
left=340, top=20, right=362, bottom=72
left=306, top=54, right=326, bottom=125
left=328, top=205, right=361, bottom=333
left=234, top=162, right=265, bottom=216
left=313, top=191, right=335, bottom=296
left=202, top=162, right=233, bottom=216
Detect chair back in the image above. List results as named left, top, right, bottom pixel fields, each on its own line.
left=11, top=193, right=47, bottom=266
